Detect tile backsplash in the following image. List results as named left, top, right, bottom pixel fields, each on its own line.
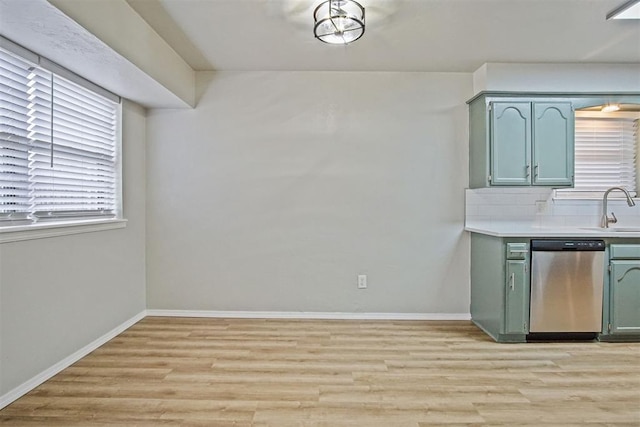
left=466, top=188, right=640, bottom=228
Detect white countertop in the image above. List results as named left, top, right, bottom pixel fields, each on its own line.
left=465, top=222, right=640, bottom=238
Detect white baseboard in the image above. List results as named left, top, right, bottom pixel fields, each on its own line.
left=146, top=309, right=471, bottom=321
left=0, top=310, right=146, bottom=410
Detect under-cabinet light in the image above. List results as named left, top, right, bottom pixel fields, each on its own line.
left=602, top=104, right=621, bottom=113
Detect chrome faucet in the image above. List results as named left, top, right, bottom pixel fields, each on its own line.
left=601, top=187, right=636, bottom=228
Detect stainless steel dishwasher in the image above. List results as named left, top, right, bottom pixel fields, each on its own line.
left=529, top=240, right=606, bottom=333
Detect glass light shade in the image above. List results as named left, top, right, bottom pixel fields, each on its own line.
left=314, top=0, right=365, bottom=45
left=602, top=104, right=621, bottom=113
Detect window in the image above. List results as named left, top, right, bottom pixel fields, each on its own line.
left=556, top=111, right=639, bottom=198
left=0, top=39, right=120, bottom=227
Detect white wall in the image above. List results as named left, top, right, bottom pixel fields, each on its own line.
left=0, top=100, right=146, bottom=395
left=146, top=71, right=472, bottom=315
left=473, top=63, right=640, bottom=94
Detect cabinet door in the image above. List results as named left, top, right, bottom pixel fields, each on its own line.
left=490, top=102, right=532, bottom=186
left=505, top=260, right=529, bottom=334
left=610, top=261, right=640, bottom=334
left=532, top=102, right=574, bottom=187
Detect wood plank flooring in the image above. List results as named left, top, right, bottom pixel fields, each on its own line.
left=1, top=317, right=639, bottom=426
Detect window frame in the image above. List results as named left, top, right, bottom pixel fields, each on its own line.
left=0, top=218, right=127, bottom=243
left=0, top=36, right=124, bottom=242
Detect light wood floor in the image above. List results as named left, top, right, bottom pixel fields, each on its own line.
left=1, top=317, right=639, bottom=426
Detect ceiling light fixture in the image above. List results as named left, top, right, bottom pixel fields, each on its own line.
left=602, top=104, right=621, bottom=113
left=314, top=0, right=365, bottom=45
left=607, top=0, right=640, bottom=19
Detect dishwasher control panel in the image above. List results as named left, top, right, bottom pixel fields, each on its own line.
left=530, top=239, right=605, bottom=251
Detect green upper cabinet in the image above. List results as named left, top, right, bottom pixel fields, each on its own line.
left=469, top=94, right=575, bottom=188
left=532, top=103, right=574, bottom=186
left=491, top=103, right=531, bottom=186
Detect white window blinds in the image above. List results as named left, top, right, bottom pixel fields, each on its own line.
left=0, top=45, right=118, bottom=223
left=0, top=50, right=31, bottom=220
left=559, top=116, right=638, bottom=198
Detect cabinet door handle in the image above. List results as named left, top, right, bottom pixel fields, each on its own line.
left=509, top=273, right=515, bottom=290
left=525, top=164, right=530, bottom=177
left=534, top=164, right=539, bottom=177
left=618, top=267, right=640, bottom=283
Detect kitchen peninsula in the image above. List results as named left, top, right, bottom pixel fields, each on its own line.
left=466, top=188, right=640, bottom=343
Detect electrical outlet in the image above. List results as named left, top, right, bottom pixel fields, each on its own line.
left=357, top=274, right=367, bottom=289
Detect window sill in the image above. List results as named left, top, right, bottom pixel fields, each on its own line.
left=0, top=218, right=127, bottom=244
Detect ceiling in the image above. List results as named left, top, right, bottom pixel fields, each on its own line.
left=126, top=0, right=640, bottom=72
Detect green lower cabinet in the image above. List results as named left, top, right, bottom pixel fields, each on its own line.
left=505, top=260, right=529, bottom=334
left=609, top=260, right=640, bottom=334
left=470, top=234, right=530, bottom=342
left=471, top=235, right=640, bottom=343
